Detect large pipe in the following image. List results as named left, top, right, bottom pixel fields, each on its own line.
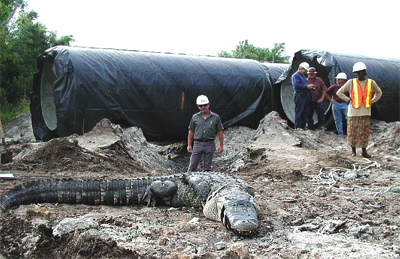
left=31, top=46, right=273, bottom=141
left=275, top=50, right=400, bottom=126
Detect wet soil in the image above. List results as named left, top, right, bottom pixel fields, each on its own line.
left=1, top=112, right=399, bottom=258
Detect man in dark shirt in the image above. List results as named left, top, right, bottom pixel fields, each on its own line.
left=306, top=67, right=327, bottom=130
left=187, top=95, right=224, bottom=172
left=291, top=62, right=315, bottom=130
left=325, top=72, right=349, bottom=136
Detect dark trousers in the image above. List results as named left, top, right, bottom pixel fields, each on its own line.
left=188, top=141, right=216, bottom=172
left=307, top=101, right=325, bottom=129
left=294, top=92, right=308, bottom=129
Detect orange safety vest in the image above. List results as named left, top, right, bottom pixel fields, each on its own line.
left=351, top=79, right=373, bottom=109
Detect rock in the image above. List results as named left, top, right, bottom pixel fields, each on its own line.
left=26, top=205, right=53, bottom=220
left=53, top=217, right=99, bottom=236
left=321, top=220, right=347, bottom=234
left=215, top=241, right=227, bottom=250
left=389, top=187, right=400, bottom=193
left=228, top=243, right=251, bottom=259
left=291, top=218, right=304, bottom=226
left=168, top=253, right=190, bottom=259
left=188, top=217, right=200, bottom=224
left=140, top=229, right=152, bottom=236
left=298, top=223, right=320, bottom=232
left=21, top=234, right=40, bottom=250
left=157, top=237, right=169, bottom=246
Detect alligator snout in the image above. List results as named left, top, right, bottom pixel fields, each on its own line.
left=222, top=199, right=259, bottom=236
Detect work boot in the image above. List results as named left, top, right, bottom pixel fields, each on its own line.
left=361, top=148, right=371, bottom=158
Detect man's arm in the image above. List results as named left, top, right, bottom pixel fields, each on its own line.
left=371, top=80, right=382, bottom=104
left=318, top=79, right=327, bottom=102
left=336, top=80, right=351, bottom=102
left=324, top=92, right=333, bottom=102
left=217, top=131, right=223, bottom=153
left=292, top=73, right=313, bottom=91
left=187, top=130, right=194, bottom=153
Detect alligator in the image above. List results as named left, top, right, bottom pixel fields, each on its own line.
left=0, top=172, right=259, bottom=236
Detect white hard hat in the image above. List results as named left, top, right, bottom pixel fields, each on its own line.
left=335, top=72, right=347, bottom=80
left=299, top=62, right=310, bottom=71
left=196, top=95, right=209, bottom=105
left=353, top=62, right=367, bottom=72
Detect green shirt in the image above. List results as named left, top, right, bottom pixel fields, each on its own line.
left=188, top=111, right=224, bottom=140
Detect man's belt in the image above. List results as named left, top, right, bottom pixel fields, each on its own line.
left=194, top=139, right=214, bottom=142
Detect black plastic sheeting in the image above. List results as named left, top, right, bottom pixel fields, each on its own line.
left=30, top=46, right=273, bottom=141
left=261, top=63, right=290, bottom=118
left=275, top=49, right=400, bottom=125
left=262, top=63, right=289, bottom=85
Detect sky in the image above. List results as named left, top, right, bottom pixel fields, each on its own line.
left=25, top=0, right=400, bottom=60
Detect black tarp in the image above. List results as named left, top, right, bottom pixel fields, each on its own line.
left=275, top=49, right=400, bottom=124
left=261, top=63, right=290, bottom=119
left=30, top=46, right=272, bottom=141
left=262, top=63, right=289, bottom=85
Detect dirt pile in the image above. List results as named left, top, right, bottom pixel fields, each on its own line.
left=368, top=119, right=400, bottom=160
left=2, top=118, right=175, bottom=175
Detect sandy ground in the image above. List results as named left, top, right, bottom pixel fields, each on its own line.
left=0, top=112, right=399, bottom=259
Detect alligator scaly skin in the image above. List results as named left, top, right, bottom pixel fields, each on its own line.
left=0, top=172, right=259, bottom=236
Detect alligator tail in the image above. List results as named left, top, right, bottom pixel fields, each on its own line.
left=0, top=178, right=157, bottom=211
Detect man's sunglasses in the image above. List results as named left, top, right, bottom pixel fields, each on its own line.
left=198, top=104, right=208, bottom=107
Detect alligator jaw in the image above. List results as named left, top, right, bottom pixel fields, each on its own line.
left=222, top=199, right=259, bottom=236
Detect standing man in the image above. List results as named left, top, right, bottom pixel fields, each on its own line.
left=325, top=72, right=349, bottom=136
left=336, top=62, right=382, bottom=158
left=306, top=67, right=327, bottom=130
left=291, top=62, right=315, bottom=130
left=187, top=95, right=224, bottom=172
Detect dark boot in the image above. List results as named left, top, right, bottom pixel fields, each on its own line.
left=351, top=147, right=356, bottom=157
left=362, top=148, right=371, bottom=158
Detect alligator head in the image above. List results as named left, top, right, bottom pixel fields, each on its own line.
left=203, top=185, right=259, bottom=236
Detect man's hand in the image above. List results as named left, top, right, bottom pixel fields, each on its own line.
left=307, top=84, right=314, bottom=90
left=217, top=146, right=223, bottom=153
left=187, top=145, right=192, bottom=153
left=317, top=98, right=324, bottom=103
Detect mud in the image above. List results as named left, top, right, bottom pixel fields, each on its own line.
left=1, top=112, right=399, bottom=258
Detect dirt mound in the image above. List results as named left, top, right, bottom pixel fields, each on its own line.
left=2, top=119, right=175, bottom=175
left=369, top=119, right=400, bottom=160
left=213, top=125, right=255, bottom=172
left=32, top=138, right=83, bottom=162
left=5, top=136, right=145, bottom=174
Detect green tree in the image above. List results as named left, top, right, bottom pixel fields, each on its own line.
left=218, top=40, right=290, bottom=63
left=1, top=1, right=74, bottom=121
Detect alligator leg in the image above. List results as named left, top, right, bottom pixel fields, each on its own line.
left=142, top=180, right=177, bottom=206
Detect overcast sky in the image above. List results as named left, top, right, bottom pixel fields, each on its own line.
left=25, top=0, right=400, bottom=60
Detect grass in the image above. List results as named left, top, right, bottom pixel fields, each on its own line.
left=1, top=99, right=30, bottom=123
